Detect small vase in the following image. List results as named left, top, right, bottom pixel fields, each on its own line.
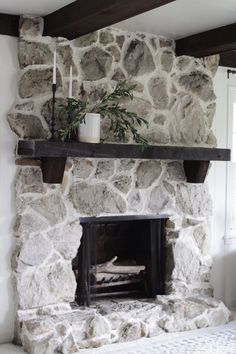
left=78, top=113, right=101, bottom=143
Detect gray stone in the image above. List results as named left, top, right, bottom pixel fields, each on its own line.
left=116, top=35, right=125, bottom=49
left=95, top=160, right=115, bottom=179
left=163, top=180, right=175, bottom=196
left=150, top=37, right=159, bottom=51
left=128, top=190, right=142, bottom=212
left=17, top=261, right=76, bottom=309
left=119, top=320, right=147, bottom=342
left=19, top=68, right=62, bottom=98
left=112, top=68, right=126, bottom=81
left=18, top=40, right=53, bottom=68
left=159, top=38, right=175, bottom=49
left=206, top=102, right=216, bottom=128
left=123, top=97, right=152, bottom=120
left=153, top=114, right=166, bottom=126
left=19, top=234, right=52, bottom=266
left=71, top=182, right=126, bottom=215
left=123, top=39, right=155, bottom=77
left=8, top=113, right=49, bottom=139
left=176, top=184, right=212, bottom=217
left=81, top=47, right=112, bottom=81
left=161, top=50, right=174, bottom=72
left=112, top=175, right=132, bottom=193
left=172, top=239, right=201, bottom=282
left=148, top=186, right=172, bottom=212
left=145, top=127, right=170, bottom=144
left=100, top=30, right=114, bottom=45
left=58, top=44, right=78, bottom=76
left=16, top=167, right=45, bottom=194
left=206, top=131, right=217, bottom=147
left=193, top=224, right=211, bottom=255
left=29, top=194, right=67, bottom=225
left=106, top=45, right=121, bottom=62
left=136, top=161, right=162, bottom=188
left=47, top=220, right=82, bottom=260
left=148, top=76, right=169, bottom=109
left=118, top=159, right=136, bottom=172
left=73, top=32, right=98, bottom=47
left=23, top=332, right=58, bottom=354
left=73, top=159, right=95, bottom=179
left=15, top=101, right=34, bottom=111
left=170, top=94, right=207, bottom=144
left=85, top=314, right=111, bottom=339
left=14, top=213, right=50, bottom=237
left=167, top=161, right=185, bottom=181
left=178, top=71, right=216, bottom=102
left=61, top=333, right=79, bottom=354
left=41, top=98, right=67, bottom=137
left=175, top=56, right=191, bottom=71
left=201, top=55, right=220, bottom=77
left=19, top=16, right=43, bottom=38
left=156, top=296, right=229, bottom=332
left=81, top=82, right=108, bottom=104
left=24, top=318, right=55, bottom=337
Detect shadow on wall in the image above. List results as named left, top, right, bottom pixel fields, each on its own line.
left=212, top=246, right=236, bottom=310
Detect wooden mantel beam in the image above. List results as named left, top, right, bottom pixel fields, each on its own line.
left=43, top=0, right=175, bottom=39
left=176, top=22, right=236, bottom=58
left=0, top=13, right=19, bottom=37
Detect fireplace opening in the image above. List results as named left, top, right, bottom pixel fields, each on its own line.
left=72, top=215, right=168, bottom=307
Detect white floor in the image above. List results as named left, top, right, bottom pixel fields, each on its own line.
left=1, top=321, right=236, bottom=354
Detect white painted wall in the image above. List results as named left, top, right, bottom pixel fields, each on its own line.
left=209, top=67, right=236, bottom=309
left=0, top=35, right=18, bottom=343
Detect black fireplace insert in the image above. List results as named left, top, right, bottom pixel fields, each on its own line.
left=72, top=215, right=168, bottom=306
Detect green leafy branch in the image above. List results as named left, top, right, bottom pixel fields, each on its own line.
left=59, top=81, right=149, bottom=147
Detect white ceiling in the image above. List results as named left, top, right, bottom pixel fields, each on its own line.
left=117, top=0, right=236, bottom=39
left=0, top=0, right=236, bottom=39
left=0, top=0, right=75, bottom=16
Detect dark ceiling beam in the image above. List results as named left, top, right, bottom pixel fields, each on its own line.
left=219, top=51, right=236, bottom=68
left=176, top=22, right=236, bottom=58
left=0, top=13, right=19, bottom=37
left=43, top=0, right=175, bottom=39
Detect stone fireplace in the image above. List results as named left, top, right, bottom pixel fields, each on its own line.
left=9, top=16, right=230, bottom=354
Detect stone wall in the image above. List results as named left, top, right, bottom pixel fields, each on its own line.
left=8, top=16, right=230, bottom=353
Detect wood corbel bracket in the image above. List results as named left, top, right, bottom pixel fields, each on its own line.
left=183, top=160, right=210, bottom=183
left=41, top=157, right=67, bottom=184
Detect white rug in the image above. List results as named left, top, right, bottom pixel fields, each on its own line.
left=1, top=321, right=236, bottom=354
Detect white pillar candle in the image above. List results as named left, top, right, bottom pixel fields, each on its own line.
left=53, top=51, right=57, bottom=85
left=69, top=65, right=73, bottom=98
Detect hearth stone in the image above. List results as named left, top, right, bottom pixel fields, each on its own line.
left=18, top=297, right=230, bottom=353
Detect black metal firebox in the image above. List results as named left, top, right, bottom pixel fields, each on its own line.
left=72, top=215, right=168, bottom=307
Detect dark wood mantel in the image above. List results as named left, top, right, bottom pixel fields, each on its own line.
left=17, top=140, right=230, bottom=184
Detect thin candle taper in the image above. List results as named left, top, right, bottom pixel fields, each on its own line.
left=53, top=51, right=57, bottom=84
left=69, top=65, right=73, bottom=98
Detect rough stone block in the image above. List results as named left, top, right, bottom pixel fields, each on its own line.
left=81, top=47, right=112, bottom=81
left=17, top=261, right=76, bottom=309
left=19, top=68, right=62, bottom=98
left=71, top=182, right=126, bottom=215
left=136, top=161, right=162, bottom=188
left=123, top=39, right=155, bottom=76
left=16, top=167, right=45, bottom=194
left=148, top=76, right=169, bottom=109
left=8, top=113, right=49, bottom=139
left=18, top=40, right=53, bottom=68
left=47, top=220, right=82, bottom=260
